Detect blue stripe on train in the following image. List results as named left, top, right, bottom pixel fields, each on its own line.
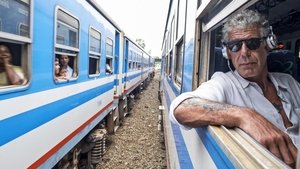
left=0, top=81, right=114, bottom=146
left=126, top=72, right=142, bottom=81
left=164, top=87, right=194, bottom=169
left=196, top=128, right=235, bottom=169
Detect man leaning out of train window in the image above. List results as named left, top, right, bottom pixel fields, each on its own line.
left=0, top=43, right=27, bottom=86
left=169, top=9, right=299, bottom=168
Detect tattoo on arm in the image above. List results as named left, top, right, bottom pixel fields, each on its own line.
left=181, top=97, right=235, bottom=112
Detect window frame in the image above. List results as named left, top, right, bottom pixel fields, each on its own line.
left=88, top=26, right=101, bottom=77
left=0, top=0, right=32, bottom=93
left=54, top=7, right=80, bottom=83
left=105, top=37, right=114, bottom=75
left=174, top=37, right=184, bottom=86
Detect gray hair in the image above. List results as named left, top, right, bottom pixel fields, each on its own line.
left=222, top=9, right=270, bottom=42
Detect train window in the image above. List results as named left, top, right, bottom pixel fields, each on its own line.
left=202, top=0, right=232, bottom=25
left=170, top=16, right=175, bottom=48
left=175, top=38, right=183, bottom=85
left=106, top=38, right=113, bottom=56
left=0, top=42, right=28, bottom=89
left=56, top=10, right=79, bottom=48
left=55, top=9, right=79, bottom=82
left=177, top=0, right=186, bottom=39
left=129, top=61, right=132, bottom=69
left=165, top=54, right=168, bottom=74
left=208, top=26, right=226, bottom=79
left=0, top=0, right=30, bottom=38
left=106, top=38, right=113, bottom=75
left=128, top=50, right=132, bottom=70
left=167, top=51, right=172, bottom=77
left=166, top=31, right=169, bottom=52
left=89, top=27, right=101, bottom=76
left=0, top=0, right=31, bottom=91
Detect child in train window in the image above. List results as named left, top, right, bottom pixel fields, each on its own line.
left=56, top=68, right=68, bottom=82
left=54, top=57, right=67, bottom=82
left=0, top=43, right=27, bottom=86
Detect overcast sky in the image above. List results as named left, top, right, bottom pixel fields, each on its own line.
left=95, top=0, right=169, bottom=57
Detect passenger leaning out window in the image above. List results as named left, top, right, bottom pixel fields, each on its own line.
left=59, top=54, right=74, bottom=79
left=0, top=43, right=27, bottom=86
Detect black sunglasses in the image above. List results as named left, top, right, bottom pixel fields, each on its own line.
left=224, top=38, right=264, bottom=52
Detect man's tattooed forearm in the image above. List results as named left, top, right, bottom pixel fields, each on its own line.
left=181, top=98, right=235, bottom=111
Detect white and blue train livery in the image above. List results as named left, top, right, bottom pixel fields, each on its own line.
left=160, top=0, right=300, bottom=168
left=0, top=0, right=154, bottom=168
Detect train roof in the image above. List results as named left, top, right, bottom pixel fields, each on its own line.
left=87, top=0, right=123, bottom=32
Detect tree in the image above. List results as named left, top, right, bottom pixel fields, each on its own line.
left=136, top=38, right=145, bottom=49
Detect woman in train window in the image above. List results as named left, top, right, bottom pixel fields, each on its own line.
left=170, top=9, right=299, bottom=168
left=0, top=43, right=27, bottom=86
left=59, top=54, right=74, bottom=79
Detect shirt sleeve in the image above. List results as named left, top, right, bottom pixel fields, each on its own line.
left=169, top=72, right=228, bottom=130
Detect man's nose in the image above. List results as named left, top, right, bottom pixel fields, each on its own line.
left=240, top=42, right=251, bottom=57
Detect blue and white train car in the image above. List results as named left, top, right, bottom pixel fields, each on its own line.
left=160, top=0, right=300, bottom=168
left=141, top=51, right=151, bottom=87
left=0, top=0, right=150, bottom=168
left=123, top=37, right=143, bottom=96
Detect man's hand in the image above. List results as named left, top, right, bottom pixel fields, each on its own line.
left=239, top=108, right=298, bottom=168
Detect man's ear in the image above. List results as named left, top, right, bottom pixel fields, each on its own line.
left=264, top=41, right=272, bottom=52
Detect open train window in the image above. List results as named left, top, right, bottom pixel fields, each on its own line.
left=106, top=37, right=113, bottom=75
left=174, top=38, right=183, bottom=86
left=54, top=8, right=79, bottom=82
left=0, top=0, right=31, bottom=92
left=0, top=42, right=29, bottom=90
left=89, top=27, right=101, bottom=76
left=167, top=51, right=173, bottom=78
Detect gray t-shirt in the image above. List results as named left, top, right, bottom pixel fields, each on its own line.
left=170, top=71, right=300, bottom=147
